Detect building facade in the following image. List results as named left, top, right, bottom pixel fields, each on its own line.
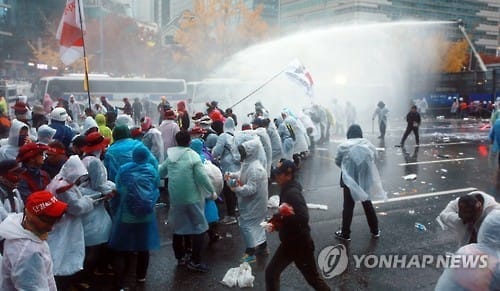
left=280, top=0, right=500, bottom=55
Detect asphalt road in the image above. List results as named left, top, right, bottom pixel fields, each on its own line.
left=89, top=117, right=498, bottom=291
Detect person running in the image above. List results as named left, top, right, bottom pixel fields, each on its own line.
left=399, top=105, right=421, bottom=147
left=265, top=159, right=330, bottom=291
left=334, top=124, right=386, bottom=241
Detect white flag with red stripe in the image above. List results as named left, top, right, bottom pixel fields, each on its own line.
left=284, top=59, right=314, bottom=97
left=56, top=0, right=85, bottom=66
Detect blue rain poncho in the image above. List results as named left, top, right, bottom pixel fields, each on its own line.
left=281, top=109, right=309, bottom=154
left=435, top=210, right=500, bottom=291
left=489, top=119, right=500, bottom=153
left=335, top=138, right=387, bottom=202
left=229, top=139, right=268, bottom=248
left=46, top=155, right=94, bottom=276
left=110, top=146, right=160, bottom=251
left=265, top=122, right=283, bottom=166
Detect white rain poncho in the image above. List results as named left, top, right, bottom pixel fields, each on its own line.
left=211, top=117, right=240, bottom=173
left=276, top=119, right=294, bottom=161
left=0, top=119, right=28, bottom=161
left=335, top=138, right=387, bottom=201
left=230, top=139, right=268, bottom=248
left=281, top=109, right=309, bottom=154
left=142, top=127, right=164, bottom=163
left=46, top=155, right=94, bottom=276
left=0, top=213, right=57, bottom=290
left=265, top=123, right=282, bottom=166
left=436, top=191, right=500, bottom=247
left=435, top=210, right=500, bottom=291
left=254, top=127, right=272, bottom=177
left=80, top=155, right=114, bottom=246
left=233, top=130, right=267, bottom=170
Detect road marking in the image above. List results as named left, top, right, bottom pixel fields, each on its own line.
left=398, top=157, right=475, bottom=166
left=373, top=187, right=477, bottom=204
left=315, top=147, right=329, bottom=151
left=416, top=142, right=469, bottom=147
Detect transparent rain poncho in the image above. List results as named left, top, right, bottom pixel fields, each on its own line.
left=435, top=210, right=500, bottom=290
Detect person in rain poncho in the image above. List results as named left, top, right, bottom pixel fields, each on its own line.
left=211, top=117, right=240, bottom=225
left=45, top=155, right=94, bottom=287
left=159, top=109, right=180, bottom=154
left=435, top=209, right=500, bottom=291
left=334, top=124, right=386, bottom=241
left=276, top=117, right=295, bottom=161
left=191, top=138, right=223, bottom=244
left=159, top=130, right=216, bottom=273
left=262, top=118, right=282, bottom=168
left=104, top=125, right=157, bottom=184
left=281, top=109, right=309, bottom=156
left=226, top=138, right=269, bottom=264
left=436, top=191, right=499, bottom=247
left=490, top=98, right=500, bottom=125
left=372, top=101, right=388, bottom=139
left=0, top=190, right=67, bottom=291
left=252, top=118, right=273, bottom=178
left=95, top=113, right=113, bottom=143
left=79, top=132, right=114, bottom=282
left=141, top=116, right=164, bottom=163
left=49, top=107, right=74, bottom=150
left=489, top=118, right=500, bottom=169
left=0, top=160, right=25, bottom=221
left=110, top=145, right=160, bottom=287
left=0, top=119, right=30, bottom=160
left=297, top=109, right=317, bottom=152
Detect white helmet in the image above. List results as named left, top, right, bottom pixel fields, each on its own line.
left=50, top=107, right=68, bottom=122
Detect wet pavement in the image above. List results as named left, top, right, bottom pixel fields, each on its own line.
left=89, top=117, right=499, bottom=291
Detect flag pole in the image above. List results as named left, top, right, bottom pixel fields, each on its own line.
left=76, top=0, right=91, bottom=110
left=229, top=69, right=284, bottom=109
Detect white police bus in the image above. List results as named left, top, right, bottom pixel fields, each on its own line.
left=33, top=75, right=187, bottom=104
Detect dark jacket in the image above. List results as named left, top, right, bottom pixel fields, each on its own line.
left=277, top=180, right=311, bottom=244
left=406, top=111, right=421, bottom=127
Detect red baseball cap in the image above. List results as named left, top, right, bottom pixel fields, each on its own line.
left=26, top=190, right=67, bottom=218
left=16, top=143, right=49, bottom=162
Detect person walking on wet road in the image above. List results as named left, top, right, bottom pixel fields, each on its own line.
left=489, top=118, right=500, bottom=168
left=265, top=159, right=330, bottom=291
left=372, top=101, right=388, bottom=139
left=399, top=105, right=421, bottom=147
left=334, top=124, right=386, bottom=241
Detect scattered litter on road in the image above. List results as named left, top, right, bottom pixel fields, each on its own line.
left=408, top=210, right=415, bottom=215
left=442, top=137, right=450, bottom=142
left=420, top=181, right=426, bottom=184
left=458, top=152, right=464, bottom=156
left=440, top=169, right=448, bottom=173
left=441, top=176, right=446, bottom=179
left=378, top=212, right=387, bottom=216
left=414, top=222, right=427, bottom=232
left=403, top=174, right=417, bottom=180
left=393, top=192, right=400, bottom=196
left=221, top=262, right=255, bottom=288
left=437, top=154, right=450, bottom=158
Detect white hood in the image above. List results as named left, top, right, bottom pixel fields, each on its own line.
left=0, top=213, right=42, bottom=243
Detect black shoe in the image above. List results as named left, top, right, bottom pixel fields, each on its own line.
left=334, top=230, right=351, bottom=241
left=187, top=261, right=209, bottom=273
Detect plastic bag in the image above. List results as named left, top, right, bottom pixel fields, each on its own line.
left=221, top=267, right=240, bottom=287
left=237, top=262, right=255, bottom=288
left=221, top=262, right=255, bottom=288
left=267, top=195, right=280, bottom=208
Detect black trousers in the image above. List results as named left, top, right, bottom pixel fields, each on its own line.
left=265, top=239, right=330, bottom=291
left=341, top=187, right=379, bottom=236
left=113, top=250, right=149, bottom=287
left=379, top=121, right=386, bottom=138
left=172, top=233, right=203, bottom=263
left=222, top=182, right=237, bottom=217
left=400, top=125, right=419, bottom=145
